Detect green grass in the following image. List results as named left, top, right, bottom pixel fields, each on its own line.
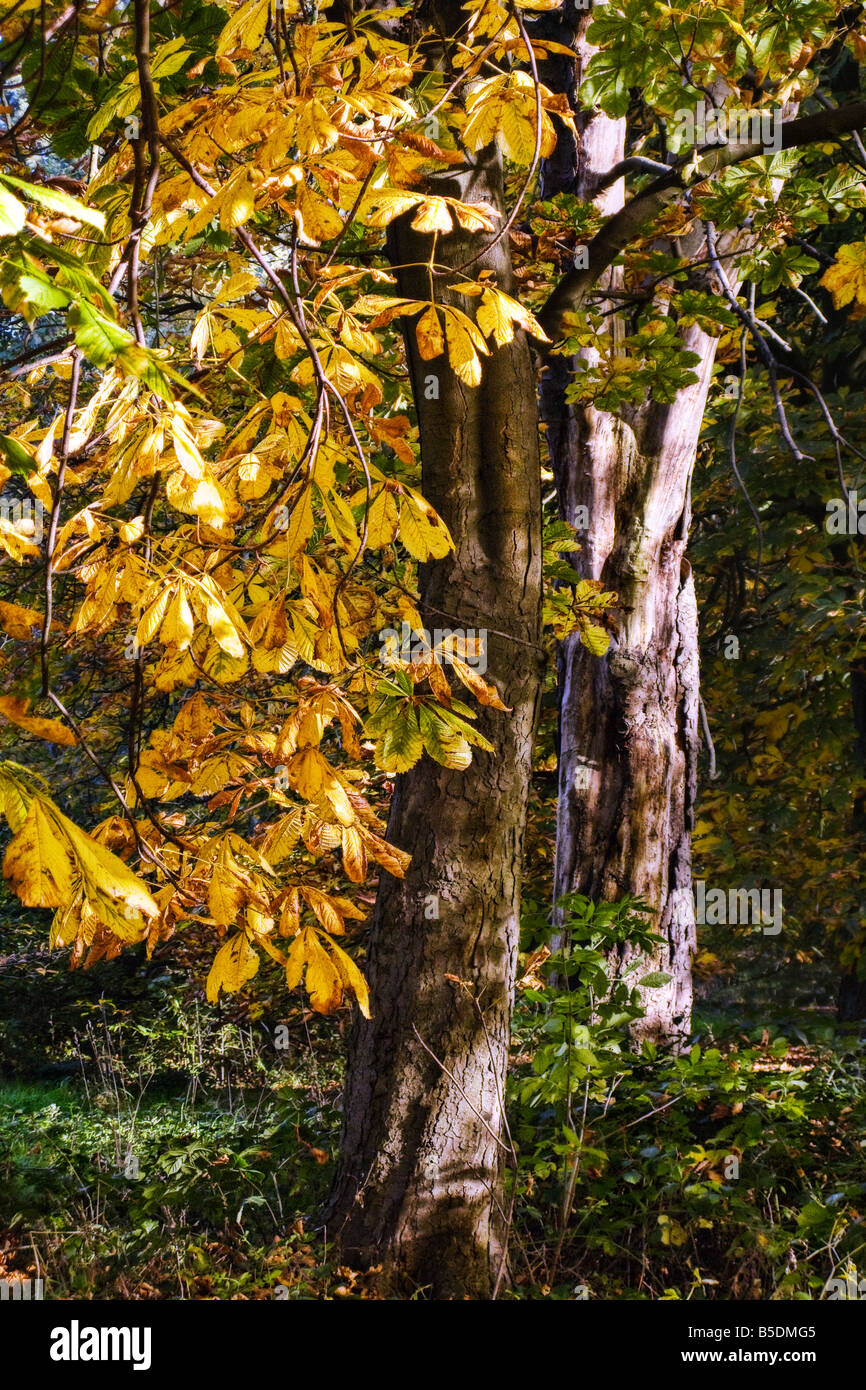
left=0, top=1069, right=342, bottom=1299
left=3, top=906, right=866, bottom=1300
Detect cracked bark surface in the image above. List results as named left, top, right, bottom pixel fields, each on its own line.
left=324, top=145, right=543, bottom=1298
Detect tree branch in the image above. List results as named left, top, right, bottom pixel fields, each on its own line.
left=537, top=101, right=866, bottom=341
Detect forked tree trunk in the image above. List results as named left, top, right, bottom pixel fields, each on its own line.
left=536, top=3, right=719, bottom=1040
left=325, top=143, right=543, bottom=1296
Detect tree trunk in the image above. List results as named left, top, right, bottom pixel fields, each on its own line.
left=536, top=3, right=717, bottom=1040
left=838, top=662, right=866, bottom=1021
left=324, top=144, right=543, bottom=1296
left=545, top=367, right=706, bottom=1043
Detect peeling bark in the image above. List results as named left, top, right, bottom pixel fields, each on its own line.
left=536, top=2, right=716, bottom=1040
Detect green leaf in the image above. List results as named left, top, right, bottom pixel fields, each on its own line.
left=68, top=300, right=133, bottom=366
left=0, top=433, right=37, bottom=476
left=639, top=970, right=673, bottom=989
left=150, top=37, right=193, bottom=78
left=16, top=269, right=70, bottom=315
left=376, top=709, right=423, bottom=772
left=86, top=76, right=139, bottom=143
left=579, top=621, right=610, bottom=657
left=0, top=175, right=105, bottom=230
left=27, top=236, right=115, bottom=313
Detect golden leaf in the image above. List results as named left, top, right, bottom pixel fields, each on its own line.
left=206, top=932, right=260, bottom=1003
left=209, top=862, right=248, bottom=927
left=0, top=696, right=77, bottom=745
left=341, top=823, right=367, bottom=883
left=399, top=494, right=453, bottom=561
left=3, top=798, right=73, bottom=907
left=442, top=306, right=488, bottom=386
left=364, top=486, right=400, bottom=548
left=410, top=196, right=454, bottom=233
left=0, top=600, right=46, bottom=640
left=58, top=810, right=160, bottom=920
left=449, top=657, right=510, bottom=710
left=415, top=305, right=445, bottom=360
left=820, top=242, right=866, bottom=310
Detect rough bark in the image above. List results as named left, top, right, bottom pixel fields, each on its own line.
left=838, top=662, right=866, bottom=1021
left=544, top=354, right=707, bottom=1042
left=536, top=2, right=713, bottom=1040
left=535, top=8, right=805, bottom=1037
left=324, top=141, right=543, bottom=1296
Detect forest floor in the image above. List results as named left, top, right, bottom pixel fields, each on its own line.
left=1, top=910, right=864, bottom=1300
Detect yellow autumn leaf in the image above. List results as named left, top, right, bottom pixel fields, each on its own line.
left=162, top=586, right=196, bottom=649
left=287, top=747, right=355, bottom=825
left=216, top=0, right=270, bottom=55
left=296, top=99, right=339, bottom=157
left=279, top=885, right=301, bottom=938
left=448, top=657, right=509, bottom=710
left=278, top=484, right=315, bottom=555
left=399, top=494, right=453, bottom=560
left=0, top=761, right=34, bottom=833
left=464, top=71, right=557, bottom=162
left=360, top=190, right=426, bottom=228
left=476, top=287, right=549, bottom=347
left=119, top=516, right=145, bottom=545
left=341, top=823, right=367, bottom=883
left=3, top=798, right=73, bottom=907
left=0, top=515, right=40, bottom=561
left=296, top=183, right=344, bottom=244
left=820, top=242, right=866, bottom=310
left=359, top=827, right=411, bottom=878
left=442, top=306, right=488, bottom=386
left=410, top=196, right=454, bottom=233
left=220, top=171, right=256, bottom=231
left=292, top=927, right=342, bottom=1014
left=0, top=696, right=77, bottom=745
left=658, top=1214, right=688, bottom=1247
left=57, top=810, right=160, bottom=920
left=414, top=304, right=445, bottom=361
left=301, top=884, right=349, bottom=935
left=213, top=271, right=259, bottom=303
left=259, top=811, right=306, bottom=866
left=364, top=486, right=400, bottom=547
left=450, top=200, right=500, bottom=233
left=171, top=408, right=205, bottom=479
left=0, top=600, right=46, bottom=640
left=419, top=705, right=473, bottom=769
left=579, top=621, right=610, bottom=657
left=172, top=691, right=214, bottom=742
left=326, top=934, right=371, bottom=1018
left=206, top=932, right=260, bottom=1002
left=136, top=587, right=169, bottom=646
left=197, top=582, right=246, bottom=659
left=209, top=861, right=248, bottom=926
